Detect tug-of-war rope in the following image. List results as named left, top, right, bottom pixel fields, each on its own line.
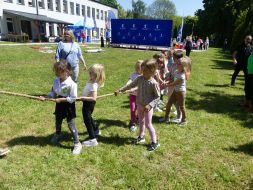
left=0, top=90, right=132, bottom=102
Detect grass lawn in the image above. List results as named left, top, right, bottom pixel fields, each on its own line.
left=0, top=44, right=253, bottom=190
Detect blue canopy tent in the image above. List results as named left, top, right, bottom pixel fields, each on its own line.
left=66, top=17, right=97, bottom=42
left=66, top=18, right=85, bottom=30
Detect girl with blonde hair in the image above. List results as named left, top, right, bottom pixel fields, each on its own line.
left=115, top=59, right=160, bottom=151
left=79, top=64, right=105, bottom=146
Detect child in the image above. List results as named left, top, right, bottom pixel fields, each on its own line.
left=40, top=60, right=82, bottom=155
left=160, top=50, right=184, bottom=123
left=115, top=59, right=160, bottom=151
left=153, top=53, right=166, bottom=112
left=79, top=64, right=105, bottom=146
left=165, top=57, right=190, bottom=125
left=126, top=60, right=143, bottom=132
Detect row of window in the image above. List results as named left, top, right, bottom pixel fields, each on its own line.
left=4, top=0, right=109, bottom=20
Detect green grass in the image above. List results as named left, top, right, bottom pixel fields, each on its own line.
left=0, top=45, right=253, bottom=190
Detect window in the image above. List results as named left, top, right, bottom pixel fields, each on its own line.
left=87, top=6, right=91, bottom=17
left=17, top=0, right=24, bottom=5
left=63, top=0, right=68, bottom=13
left=105, top=11, right=107, bottom=21
left=100, top=10, right=103, bottom=20
left=6, top=18, right=14, bottom=33
left=47, top=0, right=53, bottom=10
left=92, top=8, right=95, bottom=19
left=49, top=23, right=54, bottom=36
left=55, top=0, right=61, bottom=12
left=96, top=9, right=99, bottom=19
left=82, top=5, right=85, bottom=16
left=76, top=4, right=80, bottom=15
left=4, top=0, right=13, bottom=3
left=38, top=0, right=44, bottom=8
left=70, top=2, right=74, bottom=15
left=28, top=0, right=35, bottom=7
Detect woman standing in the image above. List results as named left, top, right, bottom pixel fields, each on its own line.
left=55, top=29, right=87, bottom=82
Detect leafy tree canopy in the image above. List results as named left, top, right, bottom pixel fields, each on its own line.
left=146, top=0, right=176, bottom=19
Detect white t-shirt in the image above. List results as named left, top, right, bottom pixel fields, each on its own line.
left=48, top=76, right=77, bottom=103
left=82, top=81, right=98, bottom=96
left=174, top=70, right=186, bottom=92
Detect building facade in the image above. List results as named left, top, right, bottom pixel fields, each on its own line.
left=0, top=0, right=117, bottom=41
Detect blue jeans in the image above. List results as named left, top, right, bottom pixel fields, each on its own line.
left=71, top=64, right=79, bottom=82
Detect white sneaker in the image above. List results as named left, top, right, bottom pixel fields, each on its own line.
left=0, top=148, right=10, bottom=156
left=171, top=118, right=181, bottom=124
left=72, top=142, right=82, bottom=155
left=82, top=139, right=98, bottom=147
left=129, top=125, right=137, bottom=132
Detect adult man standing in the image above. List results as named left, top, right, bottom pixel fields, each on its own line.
left=231, top=35, right=253, bottom=108
left=231, top=35, right=253, bottom=86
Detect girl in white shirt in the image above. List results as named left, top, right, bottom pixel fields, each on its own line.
left=79, top=64, right=105, bottom=147
left=40, top=60, right=82, bottom=155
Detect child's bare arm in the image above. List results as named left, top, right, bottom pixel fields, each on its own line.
left=78, top=91, right=97, bottom=101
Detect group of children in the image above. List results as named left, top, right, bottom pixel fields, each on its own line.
left=36, top=48, right=191, bottom=155
left=39, top=61, right=105, bottom=155
left=116, top=49, right=191, bottom=151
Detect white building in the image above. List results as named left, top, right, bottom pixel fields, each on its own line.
left=0, top=0, right=117, bottom=41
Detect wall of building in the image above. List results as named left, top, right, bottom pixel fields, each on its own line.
left=0, top=0, right=118, bottom=41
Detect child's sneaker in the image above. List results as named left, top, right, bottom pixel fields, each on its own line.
left=147, top=142, right=160, bottom=151
left=50, top=134, right=63, bottom=144
left=82, top=138, right=98, bottom=147
left=134, top=136, right=145, bottom=144
left=72, top=142, right=82, bottom=155
left=129, top=124, right=137, bottom=132
left=159, top=117, right=170, bottom=123
left=171, top=118, right=181, bottom=124
left=0, top=148, right=10, bottom=156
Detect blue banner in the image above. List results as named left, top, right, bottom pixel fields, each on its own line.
left=111, top=19, right=173, bottom=47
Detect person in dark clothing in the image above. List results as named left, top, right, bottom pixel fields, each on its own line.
left=100, top=32, right=104, bottom=48
left=185, top=36, right=193, bottom=57
left=231, top=35, right=253, bottom=107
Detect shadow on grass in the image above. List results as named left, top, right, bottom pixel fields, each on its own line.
left=6, top=132, right=73, bottom=149
left=186, top=88, right=253, bottom=128
left=96, top=118, right=128, bottom=129
left=205, top=84, right=230, bottom=88
left=210, top=61, right=233, bottom=71
left=227, top=142, right=253, bottom=156
left=98, top=135, right=135, bottom=146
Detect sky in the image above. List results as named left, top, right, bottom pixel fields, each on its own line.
left=117, top=0, right=203, bottom=16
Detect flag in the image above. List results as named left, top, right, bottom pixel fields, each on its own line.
left=177, top=17, right=184, bottom=42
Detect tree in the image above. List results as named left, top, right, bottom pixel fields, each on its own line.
left=117, top=4, right=127, bottom=18
left=146, top=0, right=176, bottom=19
left=231, top=1, right=253, bottom=50
left=196, top=0, right=252, bottom=48
left=132, top=0, right=146, bottom=18
left=126, top=10, right=133, bottom=18
left=99, top=0, right=118, bottom=8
